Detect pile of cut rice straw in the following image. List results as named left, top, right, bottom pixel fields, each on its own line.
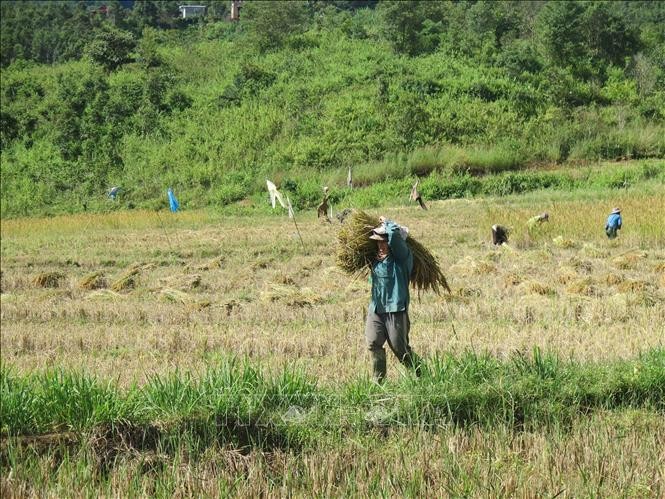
left=336, top=210, right=450, bottom=295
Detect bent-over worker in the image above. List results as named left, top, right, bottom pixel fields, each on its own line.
left=605, top=207, right=622, bottom=239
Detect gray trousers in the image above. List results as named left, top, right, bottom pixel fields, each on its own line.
left=365, top=309, right=419, bottom=380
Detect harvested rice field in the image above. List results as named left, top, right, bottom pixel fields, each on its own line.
left=1, top=179, right=664, bottom=497
left=2, top=186, right=663, bottom=383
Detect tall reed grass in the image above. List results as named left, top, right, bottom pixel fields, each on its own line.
left=3, top=349, right=663, bottom=441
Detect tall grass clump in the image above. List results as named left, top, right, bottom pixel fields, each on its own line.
left=351, top=155, right=408, bottom=187
left=381, top=348, right=665, bottom=429
left=420, top=173, right=482, bottom=200
left=406, top=147, right=446, bottom=176
left=403, top=143, right=525, bottom=178
left=569, top=125, right=665, bottom=161
left=1, top=350, right=664, bottom=446
left=464, top=143, right=524, bottom=175
left=0, top=367, right=133, bottom=436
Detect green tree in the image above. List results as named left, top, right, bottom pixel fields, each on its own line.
left=377, top=0, right=448, bottom=56
left=136, top=27, right=163, bottom=69
left=241, top=1, right=311, bottom=51
left=126, top=0, right=159, bottom=32
left=582, top=2, right=640, bottom=67
left=537, top=1, right=641, bottom=79
left=537, top=1, right=588, bottom=70
left=84, top=25, right=136, bottom=71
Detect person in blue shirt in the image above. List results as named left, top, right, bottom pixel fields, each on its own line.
left=605, top=207, right=622, bottom=239
left=365, top=217, right=421, bottom=382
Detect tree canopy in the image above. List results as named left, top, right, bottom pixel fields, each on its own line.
left=1, top=1, right=663, bottom=216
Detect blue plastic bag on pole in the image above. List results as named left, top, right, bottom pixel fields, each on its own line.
left=167, top=188, right=179, bottom=212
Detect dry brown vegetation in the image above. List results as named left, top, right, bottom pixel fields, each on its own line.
left=2, top=411, right=663, bottom=498
left=1, top=190, right=664, bottom=386
left=1, top=185, right=664, bottom=496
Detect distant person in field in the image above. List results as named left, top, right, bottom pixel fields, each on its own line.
left=410, top=179, right=427, bottom=210
left=491, top=224, right=509, bottom=245
left=365, top=216, right=421, bottom=382
left=108, top=186, right=120, bottom=200
left=317, top=186, right=331, bottom=223
left=527, top=212, right=549, bottom=230
left=605, top=207, right=622, bottom=239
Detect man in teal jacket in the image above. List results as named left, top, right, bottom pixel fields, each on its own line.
left=365, top=217, right=420, bottom=382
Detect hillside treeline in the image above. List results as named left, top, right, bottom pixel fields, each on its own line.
left=1, top=1, right=664, bottom=216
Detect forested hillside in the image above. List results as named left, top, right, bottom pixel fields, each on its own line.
left=1, top=0, right=664, bottom=216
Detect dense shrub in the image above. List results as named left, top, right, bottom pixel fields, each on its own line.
left=0, top=1, right=663, bottom=216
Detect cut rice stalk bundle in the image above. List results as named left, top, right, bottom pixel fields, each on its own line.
left=85, top=289, right=123, bottom=301
left=110, top=262, right=156, bottom=292
left=111, top=268, right=140, bottom=292
left=32, top=272, right=65, bottom=288
left=159, top=274, right=202, bottom=291
left=336, top=210, right=450, bottom=295
left=159, top=288, right=190, bottom=304
left=192, top=256, right=225, bottom=271
left=260, top=283, right=323, bottom=307
left=79, top=272, right=107, bottom=290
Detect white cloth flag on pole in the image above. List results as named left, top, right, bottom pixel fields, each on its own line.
left=266, top=179, right=286, bottom=209
left=287, top=196, right=295, bottom=219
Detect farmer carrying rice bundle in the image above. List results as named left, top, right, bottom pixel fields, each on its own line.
left=337, top=211, right=450, bottom=381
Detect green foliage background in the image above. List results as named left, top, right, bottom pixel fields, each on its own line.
left=1, top=0, right=664, bottom=216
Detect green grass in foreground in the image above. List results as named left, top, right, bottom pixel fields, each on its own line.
left=2, top=349, right=663, bottom=443
left=2, top=350, right=664, bottom=496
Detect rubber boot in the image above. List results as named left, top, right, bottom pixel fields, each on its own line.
left=371, top=350, right=387, bottom=383
left=402, top=351, right=423, bottom=377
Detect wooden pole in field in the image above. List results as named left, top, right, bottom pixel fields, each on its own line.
left=287, top=196, right=305, bottom=251
left=155, top=209, right=175, bottom=254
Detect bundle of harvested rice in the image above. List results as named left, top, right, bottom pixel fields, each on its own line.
left=159, top=288, right=190, bottom=304
left=260, top=283, right=323, bottom=307
left=79, top=272, right=107, bottom=290
left=336, top=210, right=450, bottom=294
left=617, top=279, right=651, bottom=293
left=612, top=250, right=647, bottom=270
left=552, top=236, right=577, bottom=249
left=604, top=273, right=624, bottom=286
left=85, top=289, right=123, bottom=301
left=109, top=262, right=155, bottom=292
left=519, top=280, right=556, bottom=296
left=581, top=243, right=608, bottom=258
left=111, top=268, right=140, bottom=292
left=159, top=273, right=202, bottom=291
left=32, top=272, right=65, bottom=288
left=566, top=278, right=596, bottom=296
left=192, top=256, right=225, bottom=271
